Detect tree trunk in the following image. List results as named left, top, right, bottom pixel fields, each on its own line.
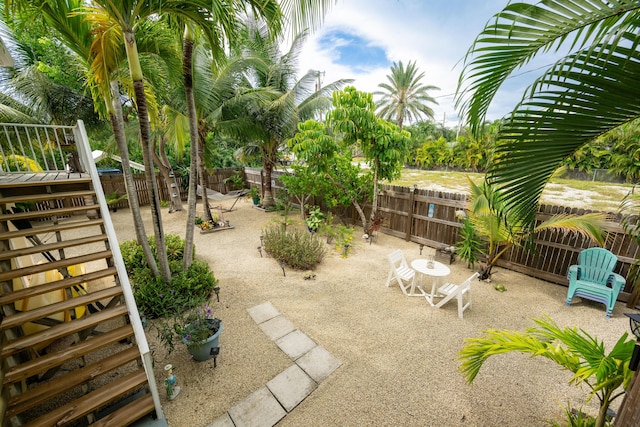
left=152, top=133, right=183, bottom=213
left=108, top=81, right=159, bottom=277
left=368, top=160, right=379, bottom=232
left=326, top=173, right=367, bottom=231
left=262, top=145, right=277, bottom=207
left=197, top=127, right=213, bottom=223
left=182, top=30, right=198, bottom=269
left=124, top=29, right=171, bottom=282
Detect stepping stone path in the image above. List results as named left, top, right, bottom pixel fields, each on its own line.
left=207, top=302, right=342, bottom=427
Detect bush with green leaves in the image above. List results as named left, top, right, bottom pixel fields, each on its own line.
left=263, top=225, right=326, bottom=270
left=120, top=235, right=215, bottom=318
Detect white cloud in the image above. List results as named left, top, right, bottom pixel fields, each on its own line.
left=296, top=0, right=529, bottom=127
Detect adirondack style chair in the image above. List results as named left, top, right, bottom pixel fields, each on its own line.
left=566, top=248, right=626, bottom=318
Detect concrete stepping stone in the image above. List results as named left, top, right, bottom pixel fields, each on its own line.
left=206, top=413, right=235, bottom=427
left=296, top=345, right=342, bottom=383
left=247, top=301, right=280, bottom=324
left=258, top=315, right=296, bottom=341
left=275, top=329, right=316, bottom=360
left=267, top=364, right=317, bottom=412
left=227, top=386, right=286, bottom=427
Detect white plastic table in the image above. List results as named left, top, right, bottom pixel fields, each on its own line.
left=411, top=259, right=451, bottom=306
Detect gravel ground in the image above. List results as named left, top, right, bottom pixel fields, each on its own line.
left=110, top=200, right=630, bottom=427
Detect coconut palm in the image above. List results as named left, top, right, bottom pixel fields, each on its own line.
left=466, top=178, right=607, bottom=280
left=375, top=60, right=439, bottom=131
left=455, top=0, right=640, bottom=228
left=168, top=1, right=335, bottom=266
left=459, top=316, right=635, bottom=427
left=236, top=22, right=353, bottom=207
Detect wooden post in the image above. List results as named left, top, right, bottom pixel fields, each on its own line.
left=615, top=353, right=640, bottom=426
left=406, top=186, right=415, bottom=241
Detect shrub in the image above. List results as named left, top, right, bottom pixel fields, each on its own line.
left=120, top=235, right=214, bottom=318
left=120, top=234, right=192, bottom=275
left=263, top=225, right=326, bottom=269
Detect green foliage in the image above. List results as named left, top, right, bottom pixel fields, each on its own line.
left=248, top=185, right=260, bottom=199
left=456, top=215, right=483, bottom=269
left=263, top=225, right=326, bottom=270
left=375, top=60, right=439, bottom=130
left=120, top=235, right=215, bottom=318
left=334, top=225, right=354, bottom=258
left=305, top=206, right=325, bottom=230
left=459, top=316, right=634, bottom=427
left=466, top=178, right=606, bottom=279
left=457, top=0, right=640, bottom=228
left=153, top=301, right=219, bottom=356
left=223, top=171, right=244, bottom=190
left=546, top=404, right=608, bottom=427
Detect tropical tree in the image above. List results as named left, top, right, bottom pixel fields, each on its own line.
left=289, top=87, right=410, bottom=233
left=2, top=0, right=167, bottom=277
left=328, top=87, right=411, bottom=231
left=375, top=60, right=439, bottom=131
left=466, top=178, right=607, bottom=280
left=455, top=0, right=640, bottom=229
left=288, top=119, right=373, bottom=230
left=459, top=316, right=635, bottom=427
left=235, top=23, right=352, bottom=207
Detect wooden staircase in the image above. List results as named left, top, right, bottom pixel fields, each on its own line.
left=0, top=175, right=159, bottom=426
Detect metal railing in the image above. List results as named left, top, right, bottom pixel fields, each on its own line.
left=0, top=123, right=80, bottom=173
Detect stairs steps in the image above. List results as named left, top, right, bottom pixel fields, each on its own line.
left=0, top=204, right=97, bottom=222
left=0, top=250, right=113, bottom=282
left=1, top=285, right=123, bottom=330
left=1, top=304, right=128, bottom=358
left=0, top=167, right=159, bottom=426
left=0, top=174, right=91, bottom=188
left=0, top=189, right=96, bottom=205
left=3, top=324, right=135, bottom=386
left=23, top=367, right=150, bottom=427
left=92, top=394, right=156, bottom=427
left=6, top=345, right=141, bottom=418
left=0, top=218, right=104, bottom=241
left=0, top=234, right=108, bottom=261
left=0, top=266, right=117, bottom=306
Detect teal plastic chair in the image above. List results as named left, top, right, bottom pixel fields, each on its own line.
left=566, top=248, right=626, bottom=318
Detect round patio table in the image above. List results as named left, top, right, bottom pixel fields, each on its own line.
left=411, top=259, right=451, bottom=306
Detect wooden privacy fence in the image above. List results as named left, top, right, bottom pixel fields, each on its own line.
left=99, top=167, right=639, bottom=302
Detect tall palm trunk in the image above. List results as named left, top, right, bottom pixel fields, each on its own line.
left=152, top=133, right=183, bottom=213
left=109, top=81, right=159, bottom=276
left=123, top=29, right=171, bottom=282
left=182, top=29, right=198, bottom=268
left=197, top=125, right=213, bottom=223
left=262, top=144, right=277, bottom=207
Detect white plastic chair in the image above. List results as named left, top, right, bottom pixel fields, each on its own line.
left=386, top=250, right=421, bottom=296
left=434, top=272, right=480, bottom=318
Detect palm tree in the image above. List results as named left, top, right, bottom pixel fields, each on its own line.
left=455, top=0, right=640, bottom=228
left=236, top=22, right=352, bottom=207
left=459, top=316, right=635, bottom=427
left=466, top=178, right=607, bottom=280
left=11, top=0, right=180, bottom=278
left=172, top=0, right=335, bottom=266
left=375, top=60, right=439, bottom=131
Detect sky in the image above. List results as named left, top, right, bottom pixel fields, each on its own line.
left=294, top=0, right=532, bottom=128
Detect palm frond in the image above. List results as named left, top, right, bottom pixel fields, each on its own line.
left=456, top=0, right=640, bottom=135
left=488, top=32, right=640, bottom=225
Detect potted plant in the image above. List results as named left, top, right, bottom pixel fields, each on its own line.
left=305, top=206, right=325, bottom=233
left=249, top=186, right=260, bottom=205
left=157, top=302, right=222, bottom=362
